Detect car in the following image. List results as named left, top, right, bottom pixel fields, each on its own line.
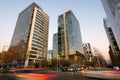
left=74, top=67, right=81, bottom=71
left=67, top=67, right=74, bottom=72
left=61, top=67, right=75, bottom=72
left=0, top=68, right=16, bottom=74
left=113, top=66, right=120, bottom=71
left=61, top=67, right=68, bottom=72
left=16, top=68, right=57, bottom=80
left=0, top=68, right=57, bottom=80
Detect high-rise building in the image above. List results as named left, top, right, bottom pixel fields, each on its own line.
left=83, top=43, right=93, bottom=62
left=47, top=50, right=53, bottom=62
left=109, top=45, right=117, bottom=66
left=58, top=10, right=83, bottom=60
left=10, top=2, right=49, bottom=67
left=101, top=0, right=120, bottom=50
left=53, top=33, right=58, bottom=59
left=103, top=18, right=120, bottom=66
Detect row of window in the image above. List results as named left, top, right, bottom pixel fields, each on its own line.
left=34, top=25, right=43, bottom=34
left=36, top=15, right=44, bottom=22
left=35, top=17, right=44, bottom=26
left=35, top=22, right=44, bottom=31
left=33, top=36, right=41, bottom=42
left=32, top=39, right=42, bottom=45
left=36, top=10, right=48, bottom=22
left=33, top=33, right=43, bottom=40
left=34, top=29, right=43, bottom=38
left=32, top=43, right=42, bottom=49
left=31, top=47, right=43, bottom=54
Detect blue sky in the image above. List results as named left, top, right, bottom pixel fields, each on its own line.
left=0, top=0, right=110, bottom=61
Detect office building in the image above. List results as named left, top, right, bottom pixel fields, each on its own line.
left=83, top=43, right=93, bottom=62
left=10, top=2, right=49, bottom=67
left=103, top=18, right=120, bottom=66
left=101, top=0, right=120, bottom=49
left=53, top=33, right=58, bottom=59
left=58, top=10, right=83, bottom=60
left=47, top=50, right=53, bottom=62
left=109, top=45, right=117, bottom=66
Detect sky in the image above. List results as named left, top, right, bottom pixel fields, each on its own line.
left=0, top=0, right=110, bottom=61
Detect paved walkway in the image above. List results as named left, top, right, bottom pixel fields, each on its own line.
left=81, top=71, right=120, bottom=80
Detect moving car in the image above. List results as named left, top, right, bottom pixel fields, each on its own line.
left=0, top=68, right=57, bottom=80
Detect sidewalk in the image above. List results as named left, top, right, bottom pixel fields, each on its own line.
left=81, top=71, right=120, bottom=79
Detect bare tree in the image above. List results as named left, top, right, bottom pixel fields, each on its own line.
left=8, top=40, right=27, bottom=64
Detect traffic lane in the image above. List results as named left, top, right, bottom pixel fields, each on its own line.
left=1, top=70, right=113, bottom=80
left=0, top=69, right=57, bottom=80
left=81, top=71, right=120, bottom=80
left=50, top=71, right=98, bottom=80
left=0, top=74, right=16, bottom=80
left=0, top=73, right=102, bottom=80
left=0, top=73, right=57, bottom=80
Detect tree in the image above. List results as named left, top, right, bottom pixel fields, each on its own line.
left=0, top=52, right=1, bottom=63
left=41, top=60, right=49, bottom=67
left=0, top=51, right=13, bottom=68
left=1, top=51, right=13, bottom=63
left=51, top=59, right=57, bottom=67
left=60, top=60, right=71, bottom=67
left=34, top=62, right=40, bottom=68
left=50, top=59, right=71, bottom=68
left=0, top=40, right=27, bottom=68
left=9, top=40, right=27, bottom=63
left=107, top=63, right=113, bottom=68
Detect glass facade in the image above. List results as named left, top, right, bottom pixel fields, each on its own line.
left=101, top=0, right=120, bottom=50
left=11, top=6, right=33, bottom=46
left=103, top=18, right=120, bottom=66
left=53, top=33, right=58, bottom=59
left=58, top=15, right=65, bottom=56
left=58, top=10, right=83, bottom=60
left=10, top=2, right=49, bottom=67
left=47, top=50, right=53, bottom=61
left=66, top=12, right=75, bottom=55
left=103, top=18, right=119, bottom=54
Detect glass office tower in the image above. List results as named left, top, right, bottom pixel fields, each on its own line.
left=103, top=18, right=120, bottom=66
left=58, top=10, right=83, bottom=60
left=10, top=2, right=49, bottom=67
left=53, top=33, right=58, bottom=59
left=101, top=0, right=120, bottom=50
left=47, top=50, right=53, bottom=62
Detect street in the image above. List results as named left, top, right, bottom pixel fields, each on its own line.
left=51, top=71, right=98, bottom=80
left=1, top=69, right=120, bottom=80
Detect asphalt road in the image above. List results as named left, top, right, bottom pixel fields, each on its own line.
left=0, top=70, right=117, bottom=80
left=51, top=71, right=99, bottom=80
